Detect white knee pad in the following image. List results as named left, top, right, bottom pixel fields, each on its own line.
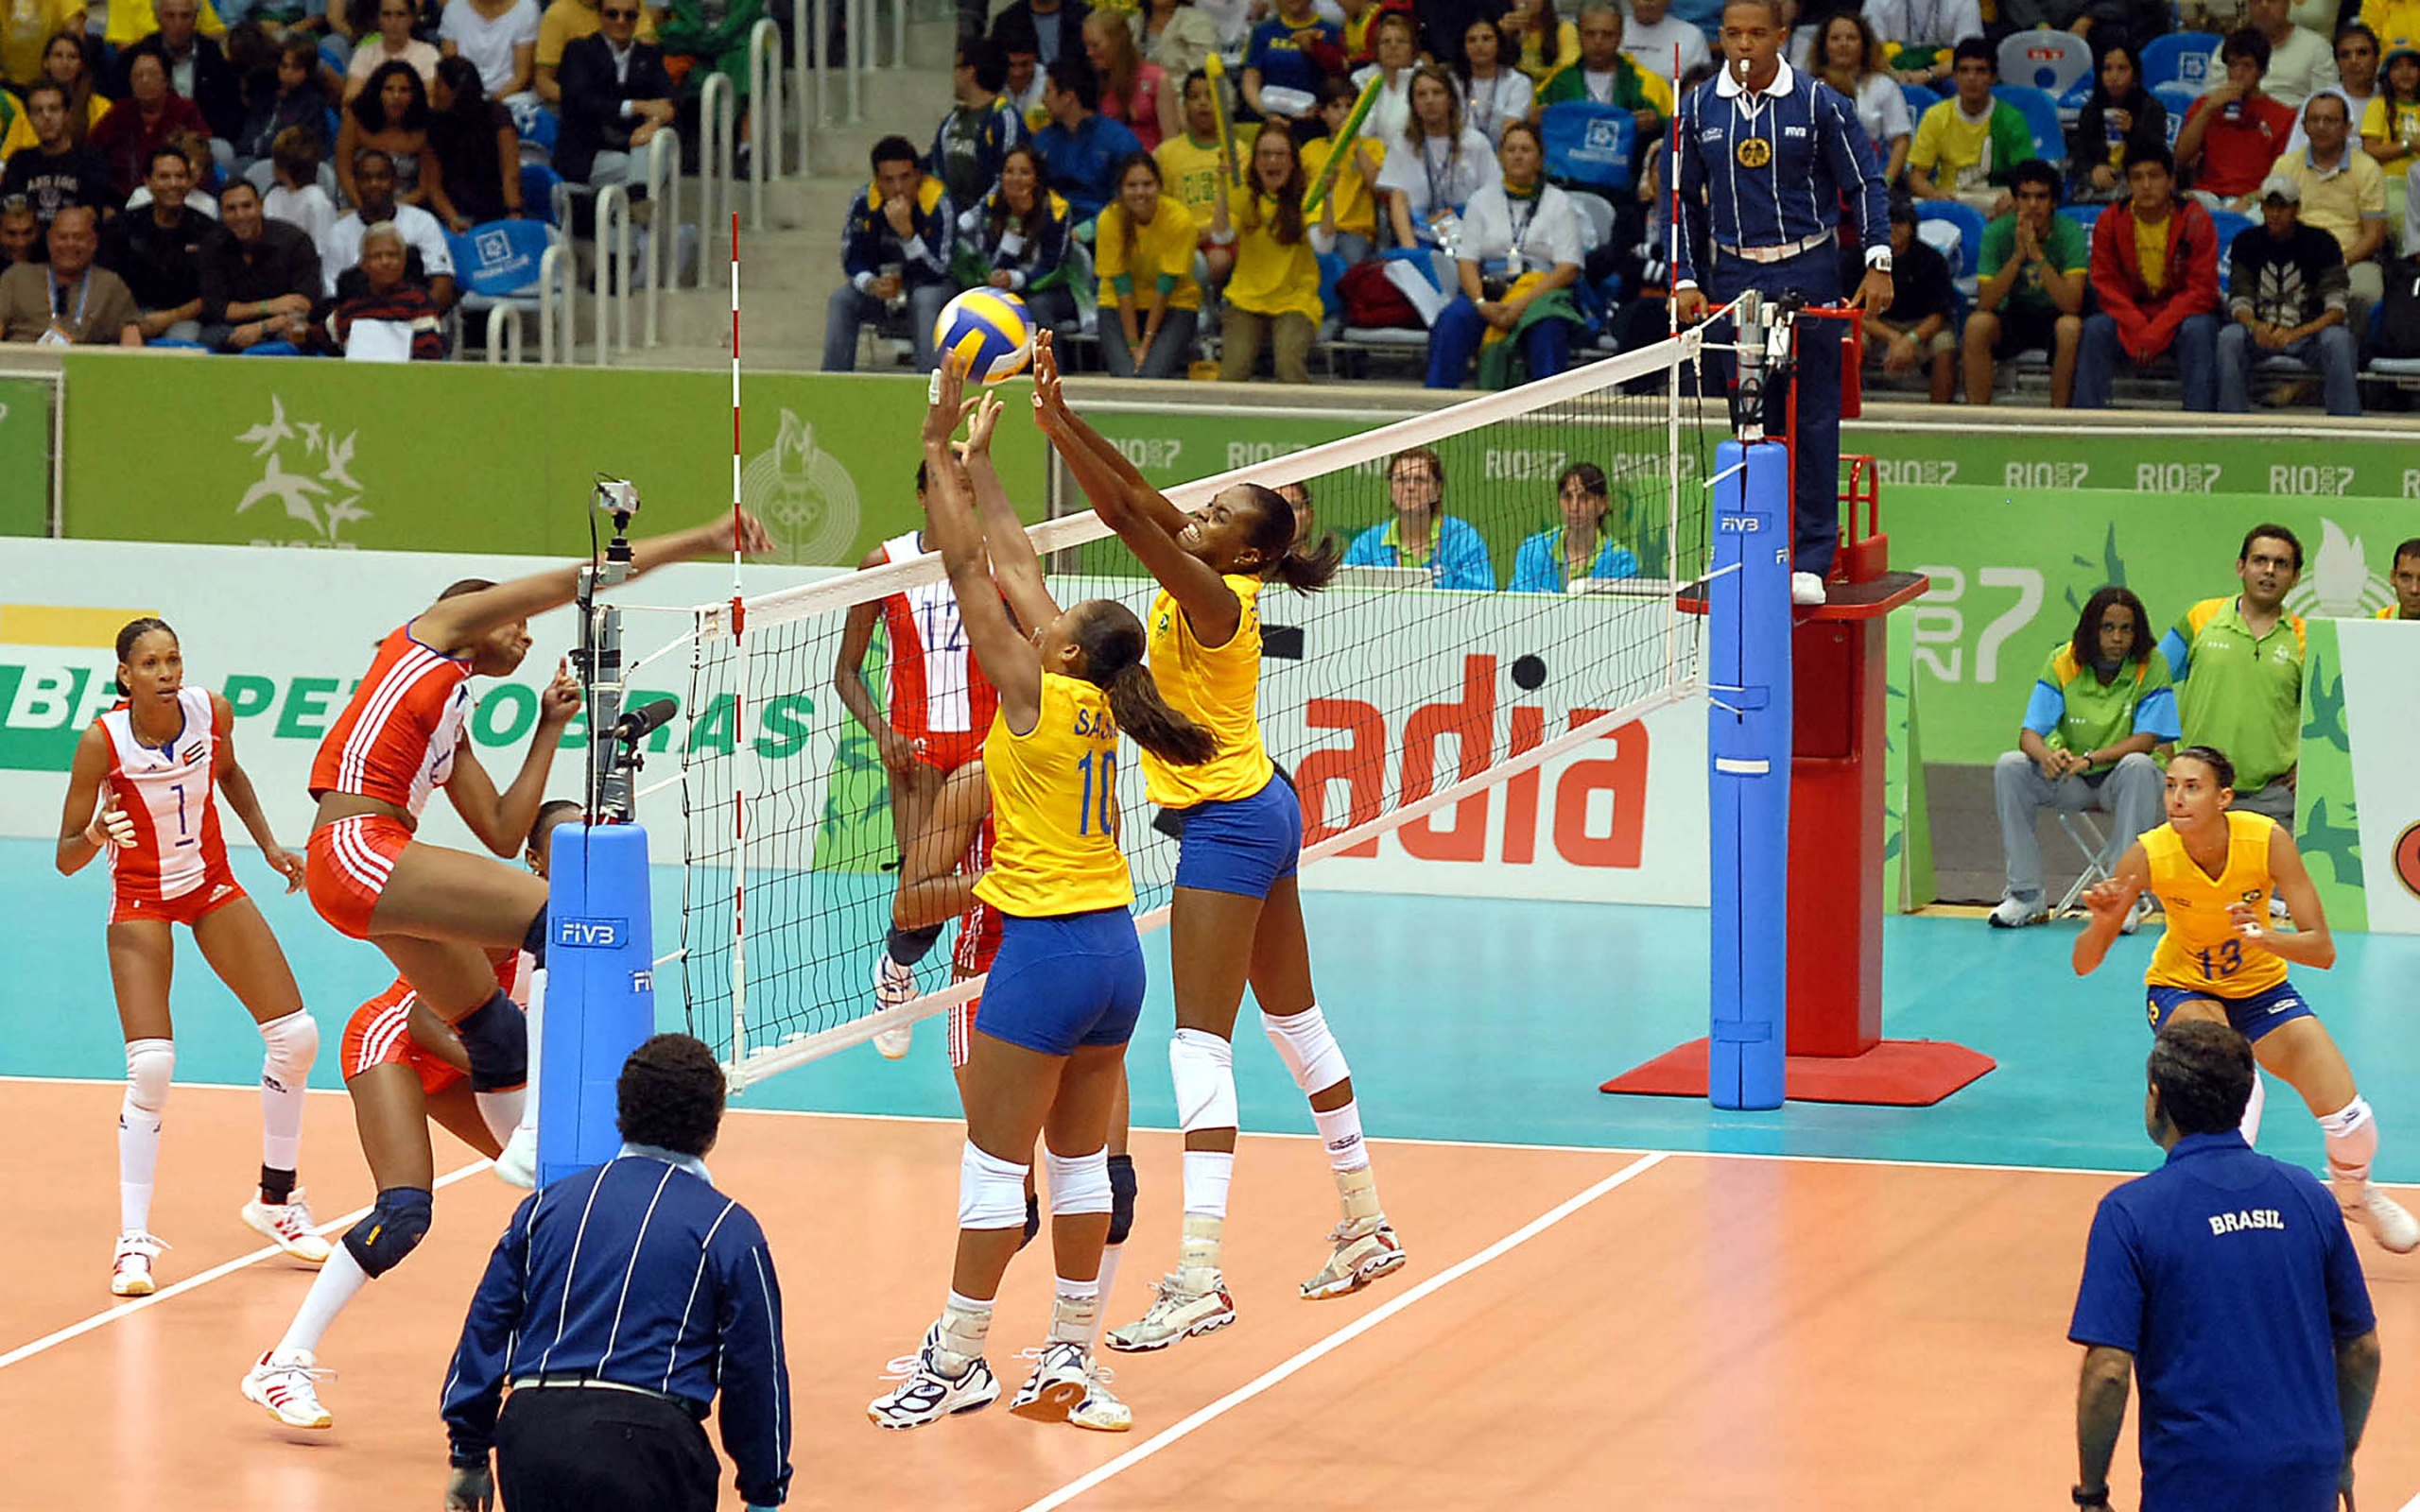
left=958, top=1142, right=1030, bottom=1230
left=1169, top=1028, right=1237, bottom=1134
left=1261, top=1006, right=1350, bottom=1095
left=125, top=1039, right=174, bottom=1114
left=2321, top=1096, right=2378, bottom=1175
left=258, top=1010, right=319, bottom=1088
left=1045, top=1146, right=1114, bottom=1216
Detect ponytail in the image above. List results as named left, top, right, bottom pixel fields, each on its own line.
left=1269, top=532, right=1341, bottom=593
left=1233, top=481, right=1341, bottom=593
left=1071, top=598, right=1218, bottom=765
left=1107, top=661, right=1219, bottom=766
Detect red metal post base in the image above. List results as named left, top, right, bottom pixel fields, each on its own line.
left=1599, top=1037, right=1997, bottom=1107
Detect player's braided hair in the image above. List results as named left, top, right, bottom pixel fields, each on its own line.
left=113, top=617, right=176, bottom=696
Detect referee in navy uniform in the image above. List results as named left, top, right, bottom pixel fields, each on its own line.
left=1671, top=0, right=1892, bottom=607
left=2068, top=1021, right=2380, bottom=1512
left=441, top=1034, right=793, bottom=1512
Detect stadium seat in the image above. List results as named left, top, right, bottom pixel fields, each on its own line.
left=1996, top=30, right=2092, bottom=101
left=2139, top=32, right=2213, bottom=92
left=521, top=163, right=563, bottom=225
left=448, top=219, right=567, bottom=361
left=2059, top=203, right=2106, bottom=235
left=2152, top=82, right=2198, bottom=146
left=2208, top=207, right=2256, bottom=291
left=1915, top=198, right=1987, bottom=283
left=1899, top=80, right=1945, bottom=122
left=1565, top=188, right=1616, bottom=255
left=1993, top=84, right=2066, bottom=168
left=518, top=104, right=561, bottom=164
left=238, top=341, right=307, bottom=356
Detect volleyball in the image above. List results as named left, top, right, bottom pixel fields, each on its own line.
left=932, top=288, right=1034, bottom=383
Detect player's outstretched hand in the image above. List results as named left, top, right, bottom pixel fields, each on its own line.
left=2081, top=877, right=2138, bottom=924
left=1030, top=331, right=1068, bottom=425
left=960, top=387, right=1005, bottom=458
left=924, top=355, right=970, bottom=447
left=443, top=1460, right=494, bottom=1512
left=538, top=659, right=581, bottom=728
left=695, top=509, right=776, bottom=558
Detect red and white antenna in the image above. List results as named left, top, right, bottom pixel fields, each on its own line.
left=728, top=211, right=749, bottom=1073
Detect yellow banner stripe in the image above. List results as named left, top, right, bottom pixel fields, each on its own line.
left=0, top=605, right=157, bottom=649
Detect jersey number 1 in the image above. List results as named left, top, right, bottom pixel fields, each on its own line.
left=1076, top=750, right=1117, bottom=837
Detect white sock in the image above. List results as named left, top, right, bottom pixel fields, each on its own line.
left=514, top=969, right=544, bottom=1143
left=935, top=1290, right=994, bottom=1377
left=119, top=1038, right=173, bottom=1235
left=475, top=1088, right=526, bottom=1147
left=2238, top=1072, right=2266, bottom=1146
left=1090, top=1245, right=1123, bottom=1349
left=1050, top=1275, right=1099, bottom=1345
left=1181, top=1149, right=1233, bottom=1219
left=276, top=1244, right=370, bottom=1359
left=256, top=1009, right=316, bottom=1178
left=1311, top=1100, right=1370, bottom=1174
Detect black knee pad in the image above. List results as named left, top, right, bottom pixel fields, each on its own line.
left=1016, top=1190, right=1041, bottom=1251
left=455, top=991, right=527, bottom=1091
left=521, top=902, right=550, bottom=970
left=1107, top=1154, right=1137, bottom=1246
left=887, top=923, right=943, bottom=968
left=342, top=1186, right=433, bottom=1278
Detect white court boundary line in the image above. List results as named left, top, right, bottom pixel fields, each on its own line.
left=0, top=1158, right=493, bottom=1372
left=1011, top=1151, right=1670, bottom=1512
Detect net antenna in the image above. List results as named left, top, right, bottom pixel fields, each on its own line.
left=726, top=210, right=751, bottom=1087
left=575, top=474, right=644, bottom=822
left=676, top=336, right=1715, bottom=1089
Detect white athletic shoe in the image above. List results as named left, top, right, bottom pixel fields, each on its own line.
left=1790, top=571, right=1827, bottom=606
left=1301, top=1215, right=1409, bottom=1300
left=2345, top=1185, right=2420, bottom=1255
left=493, top=1122, right=539, bottom=1189
left=1009, top=1341, right=1128, bottom=1430
left=1987, top=896, right=2048, bottom=930
left=242, top=1192, right=331, bottom=1263
left=1103, top=1272, right=1236, bottom=1353
left=871, top=957, right=917, bottom=1060
left=241, top=1349, right=335, bottom=1430
left=867, top=1336, right=999, bottom=1430
left=111, top=1231, right=166, bottom=1297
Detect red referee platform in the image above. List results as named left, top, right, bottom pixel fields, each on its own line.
left=1607, top=367, right=1996, bottom=1107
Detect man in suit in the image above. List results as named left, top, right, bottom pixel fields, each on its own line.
left=116, top=0, right=245, bottom=142
left=556, top=0, right=678, bottom=187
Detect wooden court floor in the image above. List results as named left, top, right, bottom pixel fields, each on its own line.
left=4, top=1080, right=2415, bottom=1512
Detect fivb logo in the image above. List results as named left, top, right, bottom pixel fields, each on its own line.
left=1297, top=654, right=1650, bottom=869
left=555, top=917, right=627, bottom=950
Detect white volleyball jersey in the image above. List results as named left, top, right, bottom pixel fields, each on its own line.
left=878, top=529, right=995, bottom=737
left=97, top=686, right=229, bottom=902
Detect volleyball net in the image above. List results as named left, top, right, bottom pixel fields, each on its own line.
left=676, top=333, right=1716, bottom=1089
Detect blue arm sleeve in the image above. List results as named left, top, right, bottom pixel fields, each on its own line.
left=2134, top=686, right=2181, bottom=743
left=839, top=199, right=877, bottom=281
left=1508, top=537, right=1548, bottom=593
left=2066, top=1198, right=2146, bottom=1353
left=1443, top=523, right=1495, bottom=591
left=1342, top=524, right=1385, bottom=566
left=2021, top=680, right=2064, bottom=737
left=441, top=1193, right=538, bottom=1462
left=1031, top=204, right=1068, bottom=283
left=907, top=193, right=955, bottom=278
left=2156, top=627, right=2190, bottom=682
left=714, top=1228, right=794, bottom=1508
left=1822, top=86, right=1890, bottom=253
left=1600, top=545, right=1640, bottom=579
left=1671, top=94, right=1703, bottom=287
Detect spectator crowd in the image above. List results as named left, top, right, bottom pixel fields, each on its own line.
left=822, top=0, right=2420, bottom=413
left=0, top=0, right=768, bottom=356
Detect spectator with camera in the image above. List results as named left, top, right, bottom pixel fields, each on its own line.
left=822, top=134, right=954, bottom=372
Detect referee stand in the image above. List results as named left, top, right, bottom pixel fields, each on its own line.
left=1603, top=293, right=1994, bottom=1109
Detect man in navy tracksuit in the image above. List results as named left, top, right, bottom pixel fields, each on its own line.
left=1671, top=0, right=1892, bottom=606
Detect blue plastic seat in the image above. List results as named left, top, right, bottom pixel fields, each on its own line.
left=1993, top=83, right=2066, bottom=168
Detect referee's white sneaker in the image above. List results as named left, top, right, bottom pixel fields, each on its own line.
left=1103, top=1271, right=1236, bottom=1352
left=2345, top=1185, right=2420, bottom=1254
left=241, top=1348, right=335, bottom=1430
left=867, top=1341, right=998, bottom=1429
left=242, top=1191, right=332, bottom=1263
left=1791, top=571, right=1827, bottom=606
left=871, top=957, right=917, bottom=1060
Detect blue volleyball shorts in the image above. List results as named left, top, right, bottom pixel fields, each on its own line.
left=1170, top=772, right=1303, bottom=900
left=976, top=907, right=1146, bottom=1057
left=2145, top=980, right=2315, bottom=1044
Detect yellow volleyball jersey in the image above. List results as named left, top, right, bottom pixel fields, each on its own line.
left=2141, top=811, right=2289, bottom=996
left=973, top=674, right=1135, bottom=918
left=1142, top=576, right=1270, bottom=808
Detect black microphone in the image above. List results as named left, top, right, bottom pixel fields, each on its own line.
left=610, top=697, right=678, bottom=744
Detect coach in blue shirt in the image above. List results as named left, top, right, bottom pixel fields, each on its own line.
left=2068, top=1021, right=2380, bottom=1512
left=1670, top=0, right=1891, bottom=608
left=441, top=1034, right=793, bottom=1512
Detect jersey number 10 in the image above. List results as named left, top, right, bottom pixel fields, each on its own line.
left=1076, top=750, right=1118, bottom=837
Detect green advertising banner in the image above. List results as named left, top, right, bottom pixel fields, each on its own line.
left=0, top=375, right=54, bottom=539
left=57, top=357, right=1048, bottom=564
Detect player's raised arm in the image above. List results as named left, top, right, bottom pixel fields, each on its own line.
left=923, top=358, right=1041, bottom=730
left=414, top=512, right=775, bottom=651
left=2073, top=846, right=2151, bottom=977
left=2238, top=825, right=2335, bottom=971
left=958, top=386, right=1061, bottom=634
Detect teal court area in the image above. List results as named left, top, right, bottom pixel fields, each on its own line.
left=9, top=836, right=2415, bottom=1186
